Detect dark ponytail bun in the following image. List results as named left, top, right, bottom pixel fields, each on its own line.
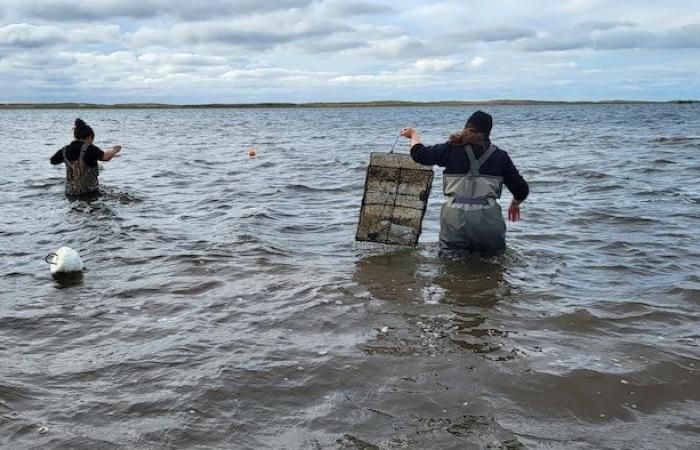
left=73, top=118, right=95, bottom=140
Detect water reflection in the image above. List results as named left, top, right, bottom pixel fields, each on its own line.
left=352, top=247, right=425, bottom=303
left=353, top=247, right=510, bottom=357
left=51, top=271, right=84, bottom=288
left=436, top=257, right=510, bottom=356
left=434, top=255, right=507, bottom=305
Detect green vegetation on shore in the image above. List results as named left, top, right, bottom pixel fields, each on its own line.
left=0, top=99, right=697, bottom=109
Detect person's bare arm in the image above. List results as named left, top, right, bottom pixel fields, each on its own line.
left=100, top=145, right=122, bottom=161
left=400, top=127, right=422, bottom=147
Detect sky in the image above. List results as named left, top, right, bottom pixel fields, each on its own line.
left=0, top=0, right=698, bottom=103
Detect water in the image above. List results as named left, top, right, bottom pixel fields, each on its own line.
left=1, top=104, right=698, bottom=449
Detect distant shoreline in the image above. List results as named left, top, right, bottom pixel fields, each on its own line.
left=0, top=99, right=697, bottom=109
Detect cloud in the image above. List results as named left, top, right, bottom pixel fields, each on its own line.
left=517, top=33, right=588, bottom=52
left=220, top=67, right=334, bottom=85
left=469, top=56, right=487, bottom=68
left=351, top=34, right=448, bottom=60
left=330, top=72, right=427, bottom=87
left=574, top=20, right=636, bottom=32
left=137, top=52, right=229, bottom=67
left=662, top=24, right=700, bottom=49
left=519, top=23, right=700, bottom=52
left=0, top=23, right=64, bottom=48
left=293, top=38, right=369, bottom=54
left=0, top=51, right=77, bottom=70
left=367, top=36, right=425, bottom=57
left=12, top=0, right=316, bottom=22
left=324, top=1, right=394, bottom=17
left=412, top=58, right=461, bottom=73
left=3, top=49, right=219, bottom=93
left=0, top=23, right=122, bottom=51
left=129, top=14, right=351, bottom=49
left=16, top=0, right=159, bottom=21
left=452, top=27, right=535, bottom=43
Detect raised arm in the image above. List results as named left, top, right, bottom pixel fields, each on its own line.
left=400, top=127, right=450, bottom=167
left=100, top=145, right=122, bottom=161
left=50, top=148, right=65, bottom=165
left=400, top=127, right=422, bottom=147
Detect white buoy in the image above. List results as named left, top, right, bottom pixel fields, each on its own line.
left=45, top=247, right=84, bottom=274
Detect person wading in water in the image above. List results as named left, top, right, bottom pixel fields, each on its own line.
left=400, top=111, right=529, bottom=256
left=50, top=118, right=122, bottom=198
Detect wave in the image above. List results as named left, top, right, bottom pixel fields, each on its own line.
left=653, top=136, right=700, bottom=145
left=285, top=183, right=350, bottom=193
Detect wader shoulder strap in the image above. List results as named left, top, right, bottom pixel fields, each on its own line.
left=478, top=145, right=497, bottom=166
left=79, top=142, right=90, bottom=161
left=62, top=142, right=90, bottom=165
left=464, top=144, right=496, bottom=176
left=465, top=145, right=479, bottom=175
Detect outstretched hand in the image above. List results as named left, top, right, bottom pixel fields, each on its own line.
left=102, top=144, right=123, bottom=161
left=400, top=127, right=416, bottom=138
left=399, top=127, right=422, bottom=147
left=508, top=200, right=521, bottom=222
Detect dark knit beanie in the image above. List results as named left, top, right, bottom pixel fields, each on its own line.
left=466, top=111, right=493, bottom=136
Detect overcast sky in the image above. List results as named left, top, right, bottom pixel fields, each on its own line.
left=1, top=0, right=698, bottom=103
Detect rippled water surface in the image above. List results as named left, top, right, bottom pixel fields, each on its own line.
left=1, top=105, right=699, bottom=449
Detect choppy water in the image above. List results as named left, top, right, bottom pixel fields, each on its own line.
left=1, top=104, right=699, bottom=449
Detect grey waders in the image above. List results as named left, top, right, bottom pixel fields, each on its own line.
left=440, top=145, right=506, bottom=256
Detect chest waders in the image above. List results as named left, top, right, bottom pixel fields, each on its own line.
left=63, top=142, right=99, bottom=197
left=440, top=145, right=506, bottom=256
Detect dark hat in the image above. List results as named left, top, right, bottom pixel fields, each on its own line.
left=466, top=110, right=493, bottom=136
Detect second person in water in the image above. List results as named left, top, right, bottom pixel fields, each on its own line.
left=50, top=118, right=122, bottom=198
left=400, top=111, right=528, bottom=256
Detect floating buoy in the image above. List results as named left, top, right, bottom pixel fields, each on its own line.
left=45, top=247, right=84, bottom=274
left=248, top=148, right=257, bottom=158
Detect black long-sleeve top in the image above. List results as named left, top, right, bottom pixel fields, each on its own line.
left=50, top=141, right=104, bottom=167
left=411, top=142, right=529, bottom=202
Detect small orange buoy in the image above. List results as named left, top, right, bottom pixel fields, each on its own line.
left=248, top=148, right=257, bottom=158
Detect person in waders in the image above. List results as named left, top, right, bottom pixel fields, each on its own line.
left=50, top=118, right=122, bottom=198
left=400, top=111, right=528, bottom=256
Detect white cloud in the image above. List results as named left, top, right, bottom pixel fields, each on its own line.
left=330, top=72, right=426, bottom=87
left=221, top=67, right=327, bottom=82
left=355, top=35, right=434, bottom=59
left=0, top=23, right=64, bottom=48
left=411, top=58, right=461, bottom=72
left=137, top=52, right=228, bottom=67
left=469, top=56, right=487, bottom=68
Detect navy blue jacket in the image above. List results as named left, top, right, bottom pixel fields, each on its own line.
left=411, top=142, right=529, bottom=202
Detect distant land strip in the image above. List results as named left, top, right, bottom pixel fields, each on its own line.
left=0, top=99, right=697, bottom=109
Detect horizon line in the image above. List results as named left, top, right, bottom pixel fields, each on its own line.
left=1, top=99, right=698, bottom=109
